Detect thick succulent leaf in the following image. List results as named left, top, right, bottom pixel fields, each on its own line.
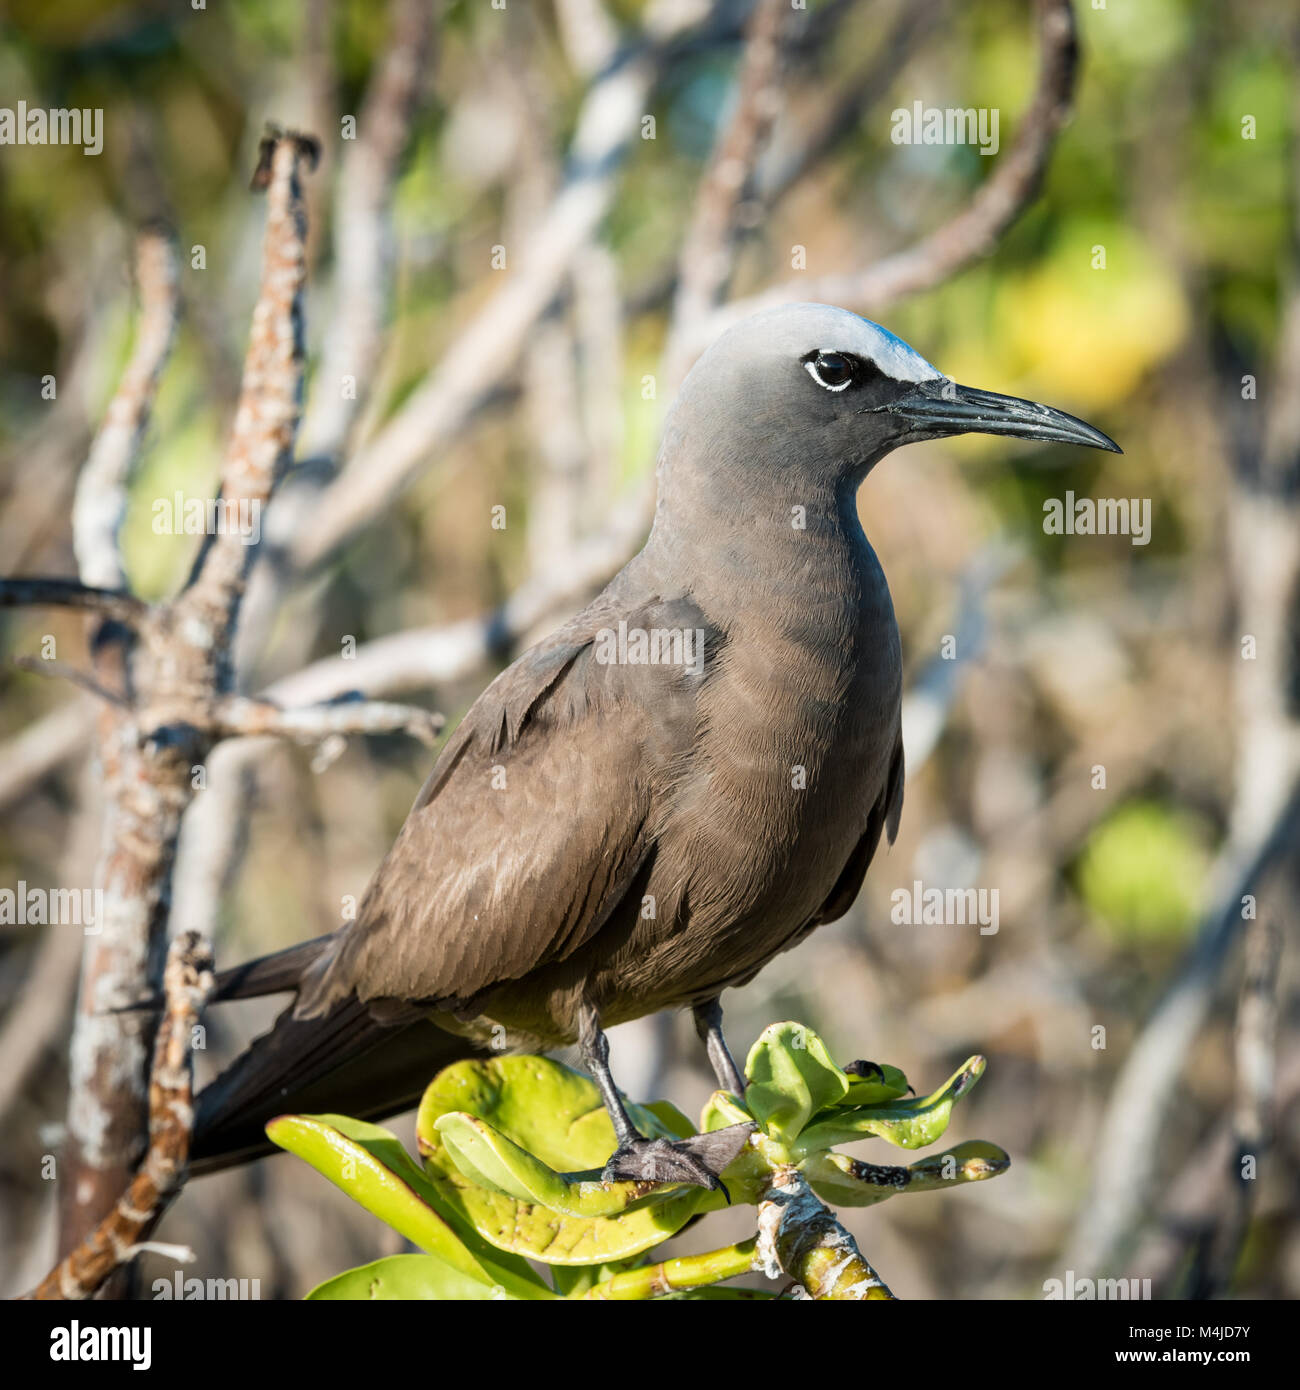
left=417, top=1056, right=691, bottom=1169
left=415, top=1057, right=713, bottom=1265
left=743, top=1022, right=850, bottom=1143
left=265, top=1113, right=550, bottom=1299
left=841, top=1063, right=910, bottom=1107
left=306, top=1254, right=517, bottom=1301
left=435, top=1112, right=695, bottom=1216
left=803, top=1140, right=1010, bottom=1207
left=795, top=1056, right=986, bottom=1154
left=700, top=1089, right=753, bottom=1134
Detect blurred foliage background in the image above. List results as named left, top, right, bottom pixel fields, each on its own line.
left=1, top=0, right=1297, bottom=1299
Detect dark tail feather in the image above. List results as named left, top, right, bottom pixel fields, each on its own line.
left=113, top=933, right=337, bottom=1014
left=211, top=934, right=337, bottom=1002
left=191, top=1000, right=483, bottom=1175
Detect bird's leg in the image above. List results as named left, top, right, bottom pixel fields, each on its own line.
left=577, top=1001, right=753, bottom=1192
left=692, top=997, right=747, bottom=1095
left=577, top=1000, right=644, bottom=1152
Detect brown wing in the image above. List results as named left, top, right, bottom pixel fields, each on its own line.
left=809, top=722, right=905, bottom=928
left=295, top=588, right=715, bottom=1019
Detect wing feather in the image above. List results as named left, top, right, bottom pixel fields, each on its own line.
left=296, top=588, right=715, bottom=1019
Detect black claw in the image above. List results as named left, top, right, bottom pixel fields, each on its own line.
left=845, top=1058, right=885, bottom=1083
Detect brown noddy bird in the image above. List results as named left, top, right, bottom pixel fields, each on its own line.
left=192, top=302, right=1119, bottom=1185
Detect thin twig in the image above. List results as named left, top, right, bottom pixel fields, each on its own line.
left=11, top=656, right=131, bottom=710
left=300, top=0, right=435, bottom=464
left=289, top=0, right=707, bottom=572
left=0, top=702, right=90, bottom=814
left=1066, top=782, right=1300, bottom=1275
left=209, top=694, right=443, bottom=747
left=0, top=578, right=148, bottom=625
left=1187, top=913, right=1281, bottom=1298
left=686, top=0, right=1081, bottom=354
left=664, top=0, right=792, bottom=381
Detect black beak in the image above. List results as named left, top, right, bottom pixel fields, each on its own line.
left=884, top=380, right=1122, bottom=453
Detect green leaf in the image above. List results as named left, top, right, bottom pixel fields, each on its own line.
left=743, top=1022, right=850, bottom=1143
left=803, top=1139, right=1010, bottom=1207
left=416, top=1057, right=715, bottom=1265
left=265, top=1113, right=551, bottom=1299
left=795, top=1056, right=986, bottom=1154
left=435, top=1111, right=696, bottom=1217
left=841, top=1063, right=911, bottom=1107
left=306, top=1254, right=514, bottom=1301
left=700, top=1089, right=753, bottom=1133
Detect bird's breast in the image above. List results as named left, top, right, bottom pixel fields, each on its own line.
left=630, top=568, right=902, bottom=989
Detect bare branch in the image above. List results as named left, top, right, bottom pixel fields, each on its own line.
left=300, top=0, right=435, bottom=463
left=1066, top=781, right=1300, bottom=1276
left=209, top=694, right=443, bottom=748
left=238, top=4, right=436, bottom=677
left=665, top=0, right=791, bottom=380
left=176, top=129, right=318, bottom=677
left=553, top=0, right=620, bottom=78
left=0, top=702, right=90, bottom=813
left=687, top=0, right=1081, bottom=354
left=71, top=227, right=180, bottom=592
left=27, top=932, right=213, bottom=1301
left=262, top=489, right=654, bottom=705
left=0, top=578, right=148, bottom=625
left=758, top=0, right=944, bottom=202
left=755, top=1166, right=894, bottom=1300
left=11, top=656, right=130, bottom=710
left=290, top=0, right=708, bottom=572
left=57, top=131, right=318, bottom=1268
left=1187, top=913, right=1281, bottom=1298
left=0, top=916, right=84, bottom=1123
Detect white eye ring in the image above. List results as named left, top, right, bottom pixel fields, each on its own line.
left=804, top=353, right=855, bottom=392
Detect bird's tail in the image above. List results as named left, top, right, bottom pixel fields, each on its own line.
left=209, top=934, right=338, bottom=1003
left=190, top=938, right=485, bottom=1176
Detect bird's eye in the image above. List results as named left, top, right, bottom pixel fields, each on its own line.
left=804, top=350, right=857, bottom=392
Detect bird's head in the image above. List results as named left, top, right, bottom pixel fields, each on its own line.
left=670, top=302, right=1119, bottom=493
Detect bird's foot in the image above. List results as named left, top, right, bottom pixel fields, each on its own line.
left=601, top=1122, right=756, bottom=1194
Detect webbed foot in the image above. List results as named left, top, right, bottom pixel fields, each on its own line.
left=601, top=1122, right=756, bottom=1193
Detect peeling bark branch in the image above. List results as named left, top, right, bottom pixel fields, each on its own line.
left=756, top=1166, right=894, bottom=1300
left=209, top=694, right=443, bottom=747
left=238, top=1, right=436, bottom=679
left=57, top=132, right=318, bottom=1269
left=71, top=227, right=180, bottom=592
left=175, top=130, right=317, bottom=688
left=28, top=932, right=213, bottom=1301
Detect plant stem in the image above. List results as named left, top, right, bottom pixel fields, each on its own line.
left=582, top=1239, right=759, bottom=1300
